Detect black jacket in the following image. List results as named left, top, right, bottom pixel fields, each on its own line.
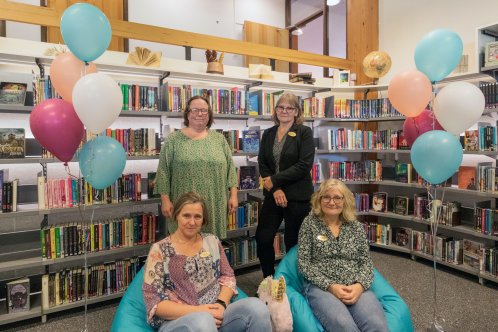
left=258, top=123, right=315, bottom=201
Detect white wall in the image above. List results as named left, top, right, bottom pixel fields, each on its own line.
left=379, top=0, right=498, bottom=83
left=127, top=0, right=285, bottom=66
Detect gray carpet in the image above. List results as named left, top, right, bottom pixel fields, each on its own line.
left=3, top=249, right=498, bottom=332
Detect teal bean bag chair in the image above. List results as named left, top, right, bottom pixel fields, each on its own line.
left=274, top=246, right=414, bottom=332
left=110, top=266, right=248, bottom=332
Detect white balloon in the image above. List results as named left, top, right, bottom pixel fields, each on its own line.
left=433, top=82, right=485, bottom=135
left=72, top=73, right=123, bottom=133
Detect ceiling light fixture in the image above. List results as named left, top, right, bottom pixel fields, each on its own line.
left=327, top=0, right=340, bottom=6
left=292, top=28, right=303, bottom=36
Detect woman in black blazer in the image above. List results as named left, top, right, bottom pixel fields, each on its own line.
left=256, top=92, right=315, bottom=277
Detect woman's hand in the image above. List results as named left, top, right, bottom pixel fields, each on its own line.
left=273, top=189, right=287, bottom=207
left=228, top=195, right=238, bottom=214
left=340, top=283, right=364, bottom=305
left=199, top=304, right=224, bottom=327
left=161, top=195, right=173, bottom=218
left=263, top=176, right=273, bottom=191
left=329, top=283, right=364, bottom=305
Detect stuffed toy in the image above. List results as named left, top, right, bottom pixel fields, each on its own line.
left=257, top=275, right=293, bottom=332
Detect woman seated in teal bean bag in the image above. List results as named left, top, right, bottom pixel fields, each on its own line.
left=275, top=179, right=413, bottom=332
left=111, top=192, right=267, bottom=332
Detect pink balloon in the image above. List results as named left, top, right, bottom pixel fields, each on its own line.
left=30, top=99, right=85, bottom=162
left=403, top=109, right=444, bottom=146
left=50, top=52, right=97, bottom=102
left=388, top=69, right=433, bottom=117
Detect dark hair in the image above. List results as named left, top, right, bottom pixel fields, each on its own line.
left=172, top=191, right=210, bottom=226
left=183, top=96, right=214, bottom=128
left=271, top=92, right=304, bottom=125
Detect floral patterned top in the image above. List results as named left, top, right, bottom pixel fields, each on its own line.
left=142, top=233, right=237, bottom=328
left=297, top=213, right=374, bottom=291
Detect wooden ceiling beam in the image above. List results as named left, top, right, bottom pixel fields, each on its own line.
left=0, top=0, right=352, bottom=70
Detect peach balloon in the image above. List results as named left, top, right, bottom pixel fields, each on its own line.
left=50, top=52, right=97, bottom=102
left=387, top=69, right=432, bottom=117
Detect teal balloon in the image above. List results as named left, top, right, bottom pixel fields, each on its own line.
left=60, top=3, right=112, bottom=62
left=410, top=130, right=463, bottom=185
left=414, top=29, right=463, bottom=82
left=79, top=136, right=126, bottom=190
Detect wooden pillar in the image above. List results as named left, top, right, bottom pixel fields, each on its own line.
left=346, top=0, right=379, bottom=99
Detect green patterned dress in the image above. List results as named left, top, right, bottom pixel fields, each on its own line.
left=155, top=130, right=237, bottom=239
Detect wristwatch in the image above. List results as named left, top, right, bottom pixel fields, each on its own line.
left=215, top=298, right=227, bottom=309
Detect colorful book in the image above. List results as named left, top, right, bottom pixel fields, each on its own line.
left=372, top=192, right=388, bottom=212
left=0, top=82, right=27, bottom=105
left=457, top=166, right=477, bottom=189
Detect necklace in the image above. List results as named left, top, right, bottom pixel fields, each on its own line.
left=172, top=232, right=199, bottom=245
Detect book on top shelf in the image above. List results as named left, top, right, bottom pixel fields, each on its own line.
left=0, top=128, right=25, bottom=159
left=6, top=277, right=30, bottom=313
left=0, top=82, right=27, bottom=105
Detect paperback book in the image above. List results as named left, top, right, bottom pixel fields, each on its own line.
left=0, top=82, right=27, bottom=105
left=6, top=277, right=30, bottom=313
left=0, top=128, right=25, bottom=158
left=372, top=192, right=388, bottom=212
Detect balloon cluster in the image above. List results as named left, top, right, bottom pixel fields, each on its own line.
left=29, top=3, right=126, bottom=190
left=387, top=29, right=484, bottom=185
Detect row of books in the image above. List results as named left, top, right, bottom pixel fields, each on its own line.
left=363, top=223, right=489, bottom=271
left=41, top=257, right=143, bottom=310
left=40, top=213, right=158, bottom=260
left=223, top=237, right=258, bottom=267
left=37, top=173, right=143, bottom=210
left=1, top=177, right=18, bottom=213
left=32, top=74, right=59, bottom=105
left=119, top=83, right=159, bottom=112
left=328, top=160, right=383, bottom=182
left=326, top=128, right=409, bottom=150
left=462, top=124, right=498, bottom=152
left=369, top=191, right=462, bottom=227
left=459, top=162, right=498, bottom=193
left=85, top=128, right=160, bottom=157
left=331, top=97, right=402, bottom=119
left=227, top=200, right=259, bottom=231
left=162, top=83, right=246, bottom=114
left=474, top=207, right=498, bottom=236
left=479, top=81, right=498, bottom=109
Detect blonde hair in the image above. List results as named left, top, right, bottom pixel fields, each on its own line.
left=271, top=92, right=304, bottom=125
left=172, top=191, right=210, bottom=226
left=310, top=179, right=356, bottom=222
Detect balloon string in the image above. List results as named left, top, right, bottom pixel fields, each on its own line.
left=425, top=183, right=447, bottom=327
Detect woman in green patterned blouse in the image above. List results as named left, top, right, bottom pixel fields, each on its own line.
left=155, top=96, right=238, bottom=239
left=298, top=179, right=388, bottom=331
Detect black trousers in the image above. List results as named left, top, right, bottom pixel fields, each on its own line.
left=255, top=197, right=310, bottom=277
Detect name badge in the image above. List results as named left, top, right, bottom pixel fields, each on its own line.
left=317, top=235, right=328, bottom=242
left=288, top=132, right=296, bottom=137
left=200, top=251, right=211, bottom=258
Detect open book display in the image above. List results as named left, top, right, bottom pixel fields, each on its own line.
left=126, top=47, right=162, bottom=67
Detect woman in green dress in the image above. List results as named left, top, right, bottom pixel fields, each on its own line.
left=155, top=96, right=238, bottom=239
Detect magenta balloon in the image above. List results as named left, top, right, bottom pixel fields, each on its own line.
left=30, top=98, right=85, bottom=162
left=403, top=109, right=444, bottom=147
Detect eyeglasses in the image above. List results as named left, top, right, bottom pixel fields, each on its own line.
left=189, top=108, right=209, bottom=115
left=275, top=105, right=297, bottom=113
left=321, top=195, right=344, bottom=204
